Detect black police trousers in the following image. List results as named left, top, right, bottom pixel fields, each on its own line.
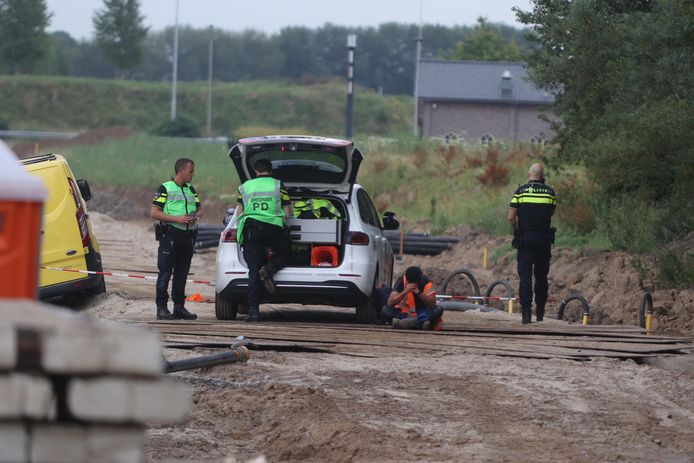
left=242, top=219, right=291, bottom=310
left=156, top=227, right=196, bottom=309
left=516, top=239, right=551, bottom=310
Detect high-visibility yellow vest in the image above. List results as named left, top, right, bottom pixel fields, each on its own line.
left=237, top=177, right=284, bottom=243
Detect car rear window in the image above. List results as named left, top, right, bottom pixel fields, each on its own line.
left=245, top=143, right=347, bottom=184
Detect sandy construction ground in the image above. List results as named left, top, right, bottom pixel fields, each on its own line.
left=66, top=213, right=694, bottom=462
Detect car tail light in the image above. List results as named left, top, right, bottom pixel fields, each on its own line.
left=347, top=231, right=369, bottom=245
left=222, top=228, right=238, bottom=243
left=68, top=178, right=91, bottom=248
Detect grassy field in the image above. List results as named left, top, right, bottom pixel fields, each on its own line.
left=51, top=132, right=611, bottom=251
left=0, top=75, right=411, bottom=137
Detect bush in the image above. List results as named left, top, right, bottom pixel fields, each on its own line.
left=153, top=115, right=200, bottom=138
left=658, top=252, right=694, bottom=289
left=595, top=195, right=694, bottom=253
left=476, top=163, right=509, bottom=188
left=553, top=174, right=597, bottom=234
left=0, top=117, right=8, bottom=130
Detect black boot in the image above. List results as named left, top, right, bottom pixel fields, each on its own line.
left=246, top=306, right=261, bottom=323
left=536, top=304, right=545, bottom=322
left=521, top=306, right=532, bottom=324
left=259, top=264, right=277, bottom=293
left=156, top=306, right=175, bottom=320
left=173, top=305, right=197, bottom=320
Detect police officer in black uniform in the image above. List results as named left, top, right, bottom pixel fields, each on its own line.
left=508, top=163, right=556, bottom=324
left=151, top=158, right=202, bottom=321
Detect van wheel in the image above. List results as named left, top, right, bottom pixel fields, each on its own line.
left=237, top=303, right=249, bottom=315
left=215, top=295, right=238, bottom=320
left=356, top=280, right=380, bottom=324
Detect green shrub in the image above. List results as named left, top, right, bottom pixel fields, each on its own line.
left=553, top=174, right=597, bottom=235
left=658, top=252, right=694, bottom=289
left=597, top=196, right=669, bottom=252
left=152, top=115, right=200, bottom=138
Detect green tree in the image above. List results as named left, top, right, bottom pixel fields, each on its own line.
left=0, top=0, right=51, bottom=73
left=449, top=17, right=523, bottom=61
left=93, top=0, right=148, bottom=79
left=516, top=0, right=694, bottom=250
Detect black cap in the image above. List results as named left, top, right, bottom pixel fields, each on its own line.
left=405, top=266, right=422, bottom=283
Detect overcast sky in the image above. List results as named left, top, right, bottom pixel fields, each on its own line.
left=45, top=0, right=534, bottom=39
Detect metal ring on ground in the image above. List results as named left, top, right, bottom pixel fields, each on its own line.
left=639, top=292, right=654, bottom=332
left=442, top=268, right=481, bottom=297
left=556, top=294, right=590, bottom=324
left=484, top=279, right=514, bottom=300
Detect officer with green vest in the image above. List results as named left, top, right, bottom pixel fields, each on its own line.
left=151, top=158, right=202, bottom=321
left=293, top=198, right=341, bottom=219
left=235, top=159, right=292, bottom=322
left=508, top=163, right=557, bottom=324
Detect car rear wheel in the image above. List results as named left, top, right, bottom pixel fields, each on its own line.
left=215, top=295, right=238, bottom=320
left=356, top=278, right=380, bottom=324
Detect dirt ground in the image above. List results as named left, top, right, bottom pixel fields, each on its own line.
left=61, top=212, right=694, bottom=463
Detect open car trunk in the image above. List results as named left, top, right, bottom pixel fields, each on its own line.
left=286, top=195, right=348, bottom=268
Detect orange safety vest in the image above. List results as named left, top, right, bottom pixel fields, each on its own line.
left=396, top=275, right=435, bottom=317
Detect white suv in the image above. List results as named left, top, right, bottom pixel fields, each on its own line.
left=214, top=135, right=399, bottom=323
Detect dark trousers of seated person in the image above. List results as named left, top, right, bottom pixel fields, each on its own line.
left=242, top=218, right=291, bottom=311
left=381, top=304, right=444, bottom=326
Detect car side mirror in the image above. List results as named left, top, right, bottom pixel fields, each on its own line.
left=382, top=211, right=399, bottom=230
left=76, top=179, right=92, bottom=201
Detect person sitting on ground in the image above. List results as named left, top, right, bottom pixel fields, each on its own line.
left=381, top=266, right=444, bottom=330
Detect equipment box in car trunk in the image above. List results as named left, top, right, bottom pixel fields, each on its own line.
left=288, top=218, right=342, bottom=245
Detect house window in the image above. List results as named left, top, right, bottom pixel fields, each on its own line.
left=481, top=134, right=494, bottom=145
left=444, top=132, right=460, bottom=144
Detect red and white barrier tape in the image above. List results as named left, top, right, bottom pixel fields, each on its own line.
left=437, top=295, right=517, bottom=302
left=40, top=266, right=215, bottom=286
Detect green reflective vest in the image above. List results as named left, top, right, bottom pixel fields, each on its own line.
left=293, top=198, right=340, bottom=219
left=237, top=177, right=284, bottom=244
left=161, top=180, right=199, bottom=231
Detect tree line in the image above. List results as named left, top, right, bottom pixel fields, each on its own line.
left=518, top=0, right=694, bottom=256
left=0, top=0, right=532, bottom=95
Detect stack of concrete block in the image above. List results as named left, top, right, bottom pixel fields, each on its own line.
left=0, top=299, right=191, bottom=463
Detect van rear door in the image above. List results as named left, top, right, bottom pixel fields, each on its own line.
left=30, top=162, right=89, bottom=287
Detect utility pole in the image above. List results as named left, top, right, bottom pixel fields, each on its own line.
left=412, top=0, right=423, bottom=136
left=206, top=25, right=214, bottom=137
left=345, top=34, right=357, bottom=139
left=170, top=0, right=180, bottom=121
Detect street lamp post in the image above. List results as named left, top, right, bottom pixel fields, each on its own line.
left=206, top=25, right=214, bottom=136
left=170, top=0, right=180, bottom=121
left=413, top=0, right=423, bottom=137
left=345, top=34, right=357, bottom=139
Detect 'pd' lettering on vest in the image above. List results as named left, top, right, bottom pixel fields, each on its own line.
left=237, top=176, right=285, bottom=244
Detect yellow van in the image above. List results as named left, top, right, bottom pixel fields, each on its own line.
left=21, top=153, right=105, bottom=299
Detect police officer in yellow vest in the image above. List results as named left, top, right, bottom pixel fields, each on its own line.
left=293, top=198, right=341, bottom=219
left=508, top=163, right=556, bottom=324
left=235, top=159, right=292, bottom=322
left=151, top=158, right=202, bottom=321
